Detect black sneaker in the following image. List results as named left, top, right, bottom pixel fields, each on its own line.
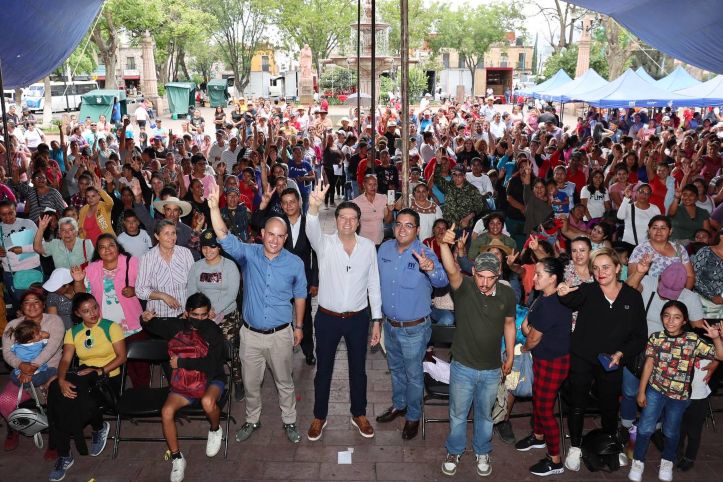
left=495, top=420, right=516, bottom=445
left=515, top=433, right=546, bottom=452
left=677, top=457, right=694, bottom=472
left=529, top=456, right=564, bottom=477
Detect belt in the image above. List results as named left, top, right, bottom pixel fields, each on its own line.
left=242, top=321, right=290, bottom=334
left=386, top=317, right=426, bottom=328
left=318, top=306, right=366, bottom=319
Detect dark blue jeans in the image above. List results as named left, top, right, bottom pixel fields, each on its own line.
left=634, top=386, right=690, bottom=462
left=313, top=309, right=370, bottom=419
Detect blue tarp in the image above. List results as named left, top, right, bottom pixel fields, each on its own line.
left=635, top=67, right=656, bottom=84
left=655, top=66, right=701, bottom=92
left=538, top=69, right=609, bottom=103
left=0, top=0, right=104, bottom=89
left=576, top=69, right=694, bottom=108
left=518, top=69, right=573, bottom=97
left=674, top=75, right=723, bottom=107
left=566, top=1, right=723, bottom=74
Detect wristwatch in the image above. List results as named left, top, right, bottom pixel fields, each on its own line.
left=372, top=319, right=382, bottom=324
left=294, top=326, right=303, bottom=330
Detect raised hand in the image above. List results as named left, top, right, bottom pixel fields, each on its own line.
left=701, top=320, right=722, bottom=340
left=528, top=234, right=539, bottom=251
left=636, top=253, right=652, bottom=274
left=207, top=183, right=221, bottom=209
left=70, top=265, right=85, bottom=282
left=506, top=249, right=519, bottom=267
left=441, top=223, right=457, bottom=245
left=38, top=214, right=52, bottom=231
left=309, top=182, right=329, bottom=212
left=456, top=230, right=469, bottom=253
left=412, top=249, right=434, bottom=272
left=556, top=282, right=578, bottom=297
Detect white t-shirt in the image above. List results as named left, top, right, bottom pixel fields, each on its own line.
left=134, top=106, right=149, bottom=122
left=465, top=172, right=494, bottom=196
left=616, top=198, right=661, bottom=246
left=208, top=142, right=225, bottom=165
left=118, top=231, right=153, bottom=259
left=580, top=186, right=610, bottom=219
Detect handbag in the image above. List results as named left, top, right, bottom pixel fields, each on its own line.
left=88, top=371, right=119, bottom=411
left=629, top=291, right=656, bottom=378
left=8, top=382, right=49, bottom=437
left=168, top=329, right=209, bottom=399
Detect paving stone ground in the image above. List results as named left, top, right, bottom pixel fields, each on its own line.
left=2, top=206, right=721, bottom=481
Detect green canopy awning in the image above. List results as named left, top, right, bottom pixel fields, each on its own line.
left=207, top=79, right=229, bottom=108
left=78, top=89, right=127, bottom=122
left=165, top=82, right=196, bottom=115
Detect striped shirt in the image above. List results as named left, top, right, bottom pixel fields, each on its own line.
left=12, top=182, right=67, bottom=223
left=136, top=245, right=195, bottom=317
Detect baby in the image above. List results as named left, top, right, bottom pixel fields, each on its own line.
left=7, top=320, right=57, bottom=387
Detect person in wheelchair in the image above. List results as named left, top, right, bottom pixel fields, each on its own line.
left=141, top=292, right=226, bottom=482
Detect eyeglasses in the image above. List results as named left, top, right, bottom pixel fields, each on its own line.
left=394, top=222, right=417, bottom=230
left=84, top=329, right=94, bottom=349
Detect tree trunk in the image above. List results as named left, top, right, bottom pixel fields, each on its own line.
left=42, top=76, right=52, bottom=127
left=603, top=17, right=635, bottom=80
left=179, top=49, right=191, bottom=81
left=91, top=10, right=119, bottom=89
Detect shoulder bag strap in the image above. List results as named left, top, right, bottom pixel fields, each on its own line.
left=644, top=291, right=656, bottom=316
left=83, top=239, right=88, bottom=263
left=125, top=254, right=130, bottom=288
left=630, top=201, right=638, bottom=245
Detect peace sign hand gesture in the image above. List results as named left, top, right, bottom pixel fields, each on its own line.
left=636, top=253, right=652, bottom=275
left=556, top=282, right=578, bottom=297
left=309, top=182, right=329, bottom=213
left=412, top=249, right=434, bottom=272
left=506, top=249, right=519, bottom=267
left=207, top=183, right=221, bottom=209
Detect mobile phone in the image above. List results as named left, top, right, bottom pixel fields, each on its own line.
left=597, top=353, right=619, bottom=372
left=387, top=190, right=396, bottom=205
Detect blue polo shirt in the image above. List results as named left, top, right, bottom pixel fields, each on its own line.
left=219, top=234, right=307, bottom=329
left=377, top=238, right=448, bottom=321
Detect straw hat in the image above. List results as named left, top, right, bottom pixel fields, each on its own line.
left=480, top=237, right=513, bottom=255
left=153, top=197, right=193, bottom=217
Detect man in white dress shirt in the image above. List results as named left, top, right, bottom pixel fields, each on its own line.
left=304, top=183, right=382, bottom=442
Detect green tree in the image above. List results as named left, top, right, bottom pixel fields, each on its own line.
left=200, top=0, right=275, bottom=92
left=378, top=0, right=437, bottom=54
left=430, top=2, right=523, bottom=95
left=541, top=42, right=608, bottom=80
left=275, top=0, right=355, bottom=79
left=319, top=67, right=357, bottom=93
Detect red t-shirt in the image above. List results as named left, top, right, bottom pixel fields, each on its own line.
left=566, top=170, right=586, bottom=194
left=649, top=176, right=667, bottom=213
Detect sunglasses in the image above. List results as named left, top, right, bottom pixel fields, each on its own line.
left=84, top=328, right=94, bottom=349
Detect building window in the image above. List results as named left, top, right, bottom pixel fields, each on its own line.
left=500, top=54, right=508, bottom=68
left=261, top=55, right=270, bottom=72
left=518, top=53, right=526, bottom=70
left=126, top=56, right=136, bottom=70
left=442, top=52, right=450, bottom=69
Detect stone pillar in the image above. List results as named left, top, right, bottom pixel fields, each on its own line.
left=141, top=31, right=163, bottom=114
left=575, top=16, right=593, bottom=78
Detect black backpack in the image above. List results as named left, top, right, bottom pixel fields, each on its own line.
left=581, top=429, right=623, bottom=472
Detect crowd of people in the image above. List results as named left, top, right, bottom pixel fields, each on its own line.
left=0, top=92, right=722, bottom=482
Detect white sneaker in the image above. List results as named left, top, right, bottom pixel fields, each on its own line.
left=206, top=427, right=223, bottom=457
left=659, top=459, right=674, bottom=482
left=476, top=453, right=492, bottom=477
left=170, top=454, right=186, bottom=482
left=564, top=447, right=581, bottom=472
left=628, top=459, right=644, bottom=482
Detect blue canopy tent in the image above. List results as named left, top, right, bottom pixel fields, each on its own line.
left=635, top=67, right=656, bottom=84
left=674, top=75, right=723, bottom=107
left=0, top=0, right=104, bottom=89
left=576, top=69, right=695, bottom=108
left=655, top=66, right=701, bottom=92
left=517, top=69, right=573, bottom=97
left=538, top=69, right=609, bottom=103
left=565, top=1, right=723, bottom=74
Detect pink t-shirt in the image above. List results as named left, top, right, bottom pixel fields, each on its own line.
left=184, top=174, right=217, bottom=198
left=353, top=193, right=388, bottom=245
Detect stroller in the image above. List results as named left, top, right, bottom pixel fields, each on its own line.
left=7, top=382, right=49, bottom=448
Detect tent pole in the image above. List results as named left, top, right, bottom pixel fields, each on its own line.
left=400, top=0, right=409, bottom=208
left=370, top=0, right=376, bottom=166
left=0, top=58, right=11, bottom=173
left=356, top=0, right=360, bottom=134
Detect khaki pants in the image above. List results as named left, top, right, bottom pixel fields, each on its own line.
left=238, top=324, right=296, bottom=424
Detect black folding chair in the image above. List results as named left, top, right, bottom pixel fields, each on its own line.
left=421, top=325, right=460, bottom=439
left=111, top=339, right=235, bottom=458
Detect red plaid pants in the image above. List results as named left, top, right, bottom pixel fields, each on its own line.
left=532, top=354, right=570, bottom=457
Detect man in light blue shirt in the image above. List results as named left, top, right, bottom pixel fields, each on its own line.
left=209, top=184, right=307, bottom=444
left=375, top=208, right=448, bottom=440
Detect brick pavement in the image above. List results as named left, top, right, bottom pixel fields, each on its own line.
left=2, top=206, right=722, bottom=481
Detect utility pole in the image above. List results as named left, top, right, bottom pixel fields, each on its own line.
left=400, top=0, right=409, bottom=207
